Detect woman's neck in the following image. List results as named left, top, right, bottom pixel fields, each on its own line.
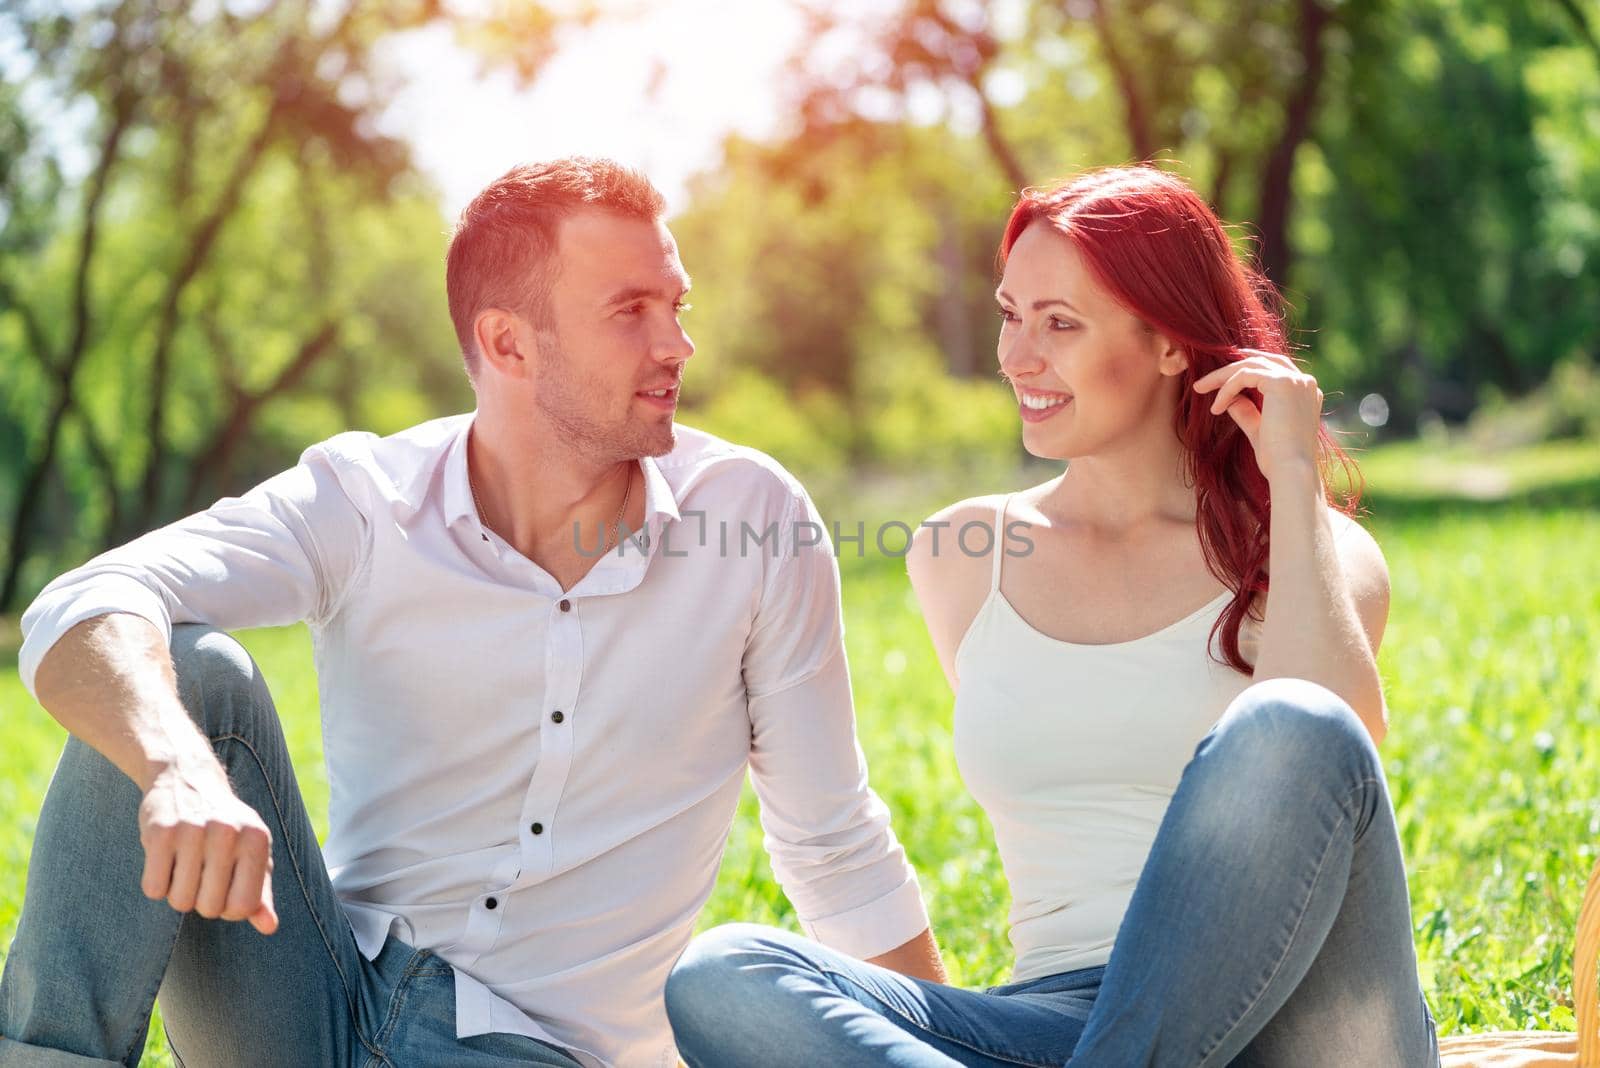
left=1044, top=425, right=1195, bottom=534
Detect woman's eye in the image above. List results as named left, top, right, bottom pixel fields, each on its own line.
left=997, top=308, right=1019, bottom=323
left=1049, top=317, right=1077, bottom=331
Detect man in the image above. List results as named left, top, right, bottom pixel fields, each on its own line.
left=1, top=158, right=944, bottom=1068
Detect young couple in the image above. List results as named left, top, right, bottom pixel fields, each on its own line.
left=0, top=157, right=1439, bottom=1068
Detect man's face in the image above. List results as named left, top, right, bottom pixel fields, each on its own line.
left=530, top=209, right=695, bottom=462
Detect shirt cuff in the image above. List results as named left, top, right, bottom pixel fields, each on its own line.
left=798, top=870, right=931, bottom=961
left=18, top=577, right=173, bottom=698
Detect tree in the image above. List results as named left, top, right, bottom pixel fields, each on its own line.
left=0, top=0, right=576, bottom=608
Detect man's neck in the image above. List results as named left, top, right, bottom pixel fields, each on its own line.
left=468, top=412, right=638, bottom=586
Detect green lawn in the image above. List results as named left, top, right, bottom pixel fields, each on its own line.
left=3, top=439, right=1598, bottom=1063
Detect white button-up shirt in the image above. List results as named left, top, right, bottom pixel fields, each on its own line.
left=19, top=413, right=928, bottom=1068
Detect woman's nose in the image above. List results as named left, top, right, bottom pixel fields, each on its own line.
left=999, top=333, right=1045, bottom=380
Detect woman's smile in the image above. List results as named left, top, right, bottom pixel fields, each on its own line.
left=1019, top=389, right=1074, bottom=423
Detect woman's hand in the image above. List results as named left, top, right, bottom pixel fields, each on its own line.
left=1191, top=349, right=1324, bottom=484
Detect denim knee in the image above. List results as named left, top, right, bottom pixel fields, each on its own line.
left=666, top=924, right=770, bottom=1013
left=666, top=924, right=803, bottom=1051
left=168, top=624, right=273, bottom=737
left=1206, top=678, right=1380, bottom=784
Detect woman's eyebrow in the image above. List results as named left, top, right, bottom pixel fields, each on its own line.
left=995, top=288, right=1083, bottom=314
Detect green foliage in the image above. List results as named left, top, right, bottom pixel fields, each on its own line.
left=686, top=368, right=852, bottom=477
left=2, top=440, right=1599, bottom=1062
left=856, top=343, right=1019, bottom=470
left=10, top=0, right=1600, bottom=612
left=1468, top=353, right=1600, bottom=448
left=1296, top=0, right=1600, bottom=428
left=0, top=1, right=482, bottom=609
left=685, top=0, right=1600, bottom=444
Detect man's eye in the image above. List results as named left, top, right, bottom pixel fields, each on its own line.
left=619, top=304, right=643, bottom=317
left=674, top=301, right=693, bottom=314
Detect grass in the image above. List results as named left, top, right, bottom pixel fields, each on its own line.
left=2, top=437, right=1598, bottom=1062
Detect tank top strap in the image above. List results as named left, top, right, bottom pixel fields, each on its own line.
left=989, top=494, right=1011, bottom=594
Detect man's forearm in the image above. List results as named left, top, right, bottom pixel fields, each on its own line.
left=866, top=927, right=947, bottom=984
left=32, top=612, right=223, bottom=792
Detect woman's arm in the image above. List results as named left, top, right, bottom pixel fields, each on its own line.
left=1194, top=351, right=1389, bottom=743
left=906, top=496, right=1005, bottom=693
left=1253, top=465, right=1389, bottom=742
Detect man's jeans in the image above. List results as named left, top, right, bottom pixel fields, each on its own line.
left=666, top=678, right=1442, bottom=1067
left=0, top=625, right=578, bottom=1068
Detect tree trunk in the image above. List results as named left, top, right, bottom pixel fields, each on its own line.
left=179, top=321, right=339, bottom=512
left=1, top=88, right=136, bottom=611
left=131, top=99, right=281, bottom=535
left=1087, top=0, right=1156, bottom=160
left=1254, top=0, right=1332, bottom=289
left=976, top=92, right=1028, bottom=192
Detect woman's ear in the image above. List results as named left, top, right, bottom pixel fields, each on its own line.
left=1156, top=337, right=1190, bottom=378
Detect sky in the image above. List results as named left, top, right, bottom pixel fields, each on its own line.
left=376, top=0, right=878, bottom=217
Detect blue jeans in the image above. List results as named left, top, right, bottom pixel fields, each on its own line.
left=666, top=678, right=1441, bottom=1067
left=0, top=625, right=578, bottom=1068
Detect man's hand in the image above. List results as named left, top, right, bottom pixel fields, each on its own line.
left=31, top=614, right=281, bottom=935
left=138, top=761, right=278, bottom=935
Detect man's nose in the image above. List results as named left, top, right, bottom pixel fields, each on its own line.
left=656, top=318, right=695, bottom=365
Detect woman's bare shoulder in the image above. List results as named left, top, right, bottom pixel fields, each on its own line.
left=907, top=494, right=1010, bottom=588
left=906, top=493, right=1013, bottom=688
left=1329, top=509, right=1390, bottom=590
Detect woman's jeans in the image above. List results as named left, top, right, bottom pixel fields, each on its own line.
left=0, top=625, right=577, bottom=1068
left=666, top=678, right=1441, bottom=1067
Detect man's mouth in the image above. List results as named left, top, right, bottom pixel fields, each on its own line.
left=636, top=385, right=679, bottom=408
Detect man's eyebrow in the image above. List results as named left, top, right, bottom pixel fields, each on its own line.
left=994, top=289, right=1082, bottom=314
left=603, top=278, right=693, bottom=307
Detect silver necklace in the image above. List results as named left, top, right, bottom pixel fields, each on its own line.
left=470, top=463, right=634, bottom=553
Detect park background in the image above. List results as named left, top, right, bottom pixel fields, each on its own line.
left=2, top=0, right=1598, bottom=1062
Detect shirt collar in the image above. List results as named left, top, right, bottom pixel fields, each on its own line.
left=442, top=413, right=683, bottom=532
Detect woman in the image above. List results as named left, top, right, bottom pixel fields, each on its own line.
left=665, top=165, right=1440, bottom=1067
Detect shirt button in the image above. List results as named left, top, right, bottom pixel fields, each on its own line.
left=485, top=896, right=498, bottom=910
left=530, top=822, right=544, bottom=835
left=559, top=599, right=572, bottom=612
left=551, top=710, right=564, bottom=724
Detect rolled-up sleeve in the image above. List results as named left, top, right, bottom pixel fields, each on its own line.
left=19, top=444, right=368, bottom=698
left=741, top=485, right=929, bottom=960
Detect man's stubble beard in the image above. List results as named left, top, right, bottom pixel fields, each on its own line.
left=533, top=333, right=675, bottom=464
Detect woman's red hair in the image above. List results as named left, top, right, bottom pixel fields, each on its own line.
left=998, top=164, right=1361, bottom=674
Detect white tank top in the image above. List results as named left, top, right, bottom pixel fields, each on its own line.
left=953, top=494, right=1255, bottom=982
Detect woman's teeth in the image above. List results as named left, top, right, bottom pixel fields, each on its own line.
left=1022, top=394, right=1070, bottom=410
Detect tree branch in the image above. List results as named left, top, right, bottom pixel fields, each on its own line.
left=1552, top=0, right=1600, bottom=69
left=1087, top=0, right=1156, bottom=160
left=1, top=270, right=124, bottom=545
left=132, top=93, right=282, bottom=531
left=179, top=320, right=340, bottom=511
left=1255, top=0, right=1333, bottom=288
left=1, top=80, right=138, bottom=610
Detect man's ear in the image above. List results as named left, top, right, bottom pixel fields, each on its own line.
left=473, top=307, right=531, bottom=378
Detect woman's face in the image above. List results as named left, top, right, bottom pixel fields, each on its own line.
left=995, top=222, right=1187, bottom=461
